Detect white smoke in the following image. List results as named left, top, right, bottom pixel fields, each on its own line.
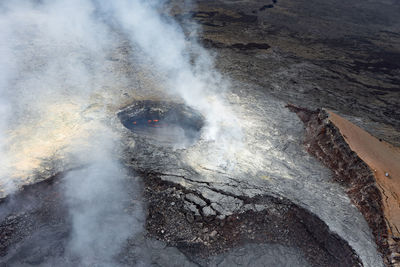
left=0, top=0, right=242, bottom=264
left=64, top=127, right=143, bottom=265
left=96, top=0, right=241, bottom=142
left=0, top=0, right=241, bottom=194
left=96, top=0, right=243, bottom=172
left=0, top=0, right=137, bottom=264
left=0, top=0, right=116, bottom=189
left=0, top=3, right=17, bottom=193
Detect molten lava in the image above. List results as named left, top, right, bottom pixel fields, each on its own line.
left=132, top=118, right=163, bottom=127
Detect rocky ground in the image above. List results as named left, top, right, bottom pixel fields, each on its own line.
left=1, top=0, right=399, bottom=266
left=288, top=105, right=400, bottom=266
left=185, top=0, right=400, bottom=145
left=0, top=165, right=360, bottom=266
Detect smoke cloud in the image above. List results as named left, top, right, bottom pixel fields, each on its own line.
left=0, top=0, right=139, bottom=264
left=96, top=0, right=242, bottom=171
left=97, top=0, right=241, bottom=141
left=64, top=127, right=143, bottom=265
left=0, top=0, right=242, bottom=264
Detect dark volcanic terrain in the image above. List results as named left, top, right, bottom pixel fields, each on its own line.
left=1, top=0, right=399, bottom=266
left=185, top=0, right=400, bottom=145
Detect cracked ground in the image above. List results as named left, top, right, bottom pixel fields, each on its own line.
left=1, top=0, right=399, bottom=266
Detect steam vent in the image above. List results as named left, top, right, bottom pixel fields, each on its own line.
left=118, top=100, right=204, bottom=148
left=0, top=0, right=399, bottom=267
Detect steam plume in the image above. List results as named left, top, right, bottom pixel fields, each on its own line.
left=0, top=0, right=138, bottom=264
left=0, top=0, right=241, bottom=264
left=97, top=0, right=241, bottom=141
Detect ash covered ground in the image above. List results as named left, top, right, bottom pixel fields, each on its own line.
left=0, top=0, right=399, bottom=266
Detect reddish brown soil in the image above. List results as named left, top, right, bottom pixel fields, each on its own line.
left=288, top=104, right=400, bottom=266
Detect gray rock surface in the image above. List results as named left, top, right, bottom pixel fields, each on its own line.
left=205, top=243, right=311, bottom=267
left=123, top=90, right=382, bottom=266
left=1, top=0, right=399, bottom=266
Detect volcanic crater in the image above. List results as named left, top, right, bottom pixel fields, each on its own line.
left=118, top=100, right=204, bottom=148
left=1, top=0, right=399, bottom=266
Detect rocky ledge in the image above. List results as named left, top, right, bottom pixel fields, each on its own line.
left=141, top=169, right=361, bottom=266
left=0, top=156, right=362, bottom=266
left=288, top=104, right=400, bottom=266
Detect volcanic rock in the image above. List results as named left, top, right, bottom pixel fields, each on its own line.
left=288, top=104, right=400, bottom=266
left=1, top=0, right=399, bottom=266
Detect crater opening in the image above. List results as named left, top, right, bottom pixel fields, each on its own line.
left=118, top=100, right=204, bottom=148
